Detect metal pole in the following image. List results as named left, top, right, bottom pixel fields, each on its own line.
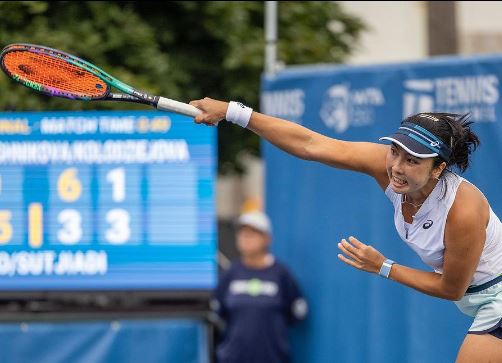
left=427, top=1, right=458, bottom=56
left=265, top=1, right=278, bottom=75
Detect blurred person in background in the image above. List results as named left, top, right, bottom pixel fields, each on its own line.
left=211, top=210, right=307, bottom=363
left=191, top=98, right=502, bottom=362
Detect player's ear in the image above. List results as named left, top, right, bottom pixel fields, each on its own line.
left=433, top=161, right=447, bottom=179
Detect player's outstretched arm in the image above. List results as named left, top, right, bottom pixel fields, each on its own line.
left=190, top=98, right=389, bottom=188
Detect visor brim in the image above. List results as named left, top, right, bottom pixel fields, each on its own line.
left=379, top=134, right=438, bottom=158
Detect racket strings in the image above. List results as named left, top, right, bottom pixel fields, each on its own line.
left=3, top=50, right=108, bottom=98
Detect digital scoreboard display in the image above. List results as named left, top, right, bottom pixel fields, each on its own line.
left=0, top=111, right=216, bottom=291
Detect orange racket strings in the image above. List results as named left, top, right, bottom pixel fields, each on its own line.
left=3, top=50, right=107, bottom=98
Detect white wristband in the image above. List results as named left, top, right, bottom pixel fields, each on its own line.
left=226, top=101, right=253, bottom=128
left=378, top=259, right=395, bottom=278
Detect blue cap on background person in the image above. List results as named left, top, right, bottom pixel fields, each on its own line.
left=236, top=211, right=272, bottom=235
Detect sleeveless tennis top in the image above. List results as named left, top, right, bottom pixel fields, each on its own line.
left=385, top=171, right=502, bottom=286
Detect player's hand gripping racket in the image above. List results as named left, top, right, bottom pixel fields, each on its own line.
left=0, top=43, right=201, bottom=117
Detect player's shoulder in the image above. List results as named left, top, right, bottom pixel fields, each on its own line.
left=455, top=180, right=487, bottom=208
left=227, top=260, right=246, bottom=273
left=450, top=179, right=488, bottom=222
left=272, top=259, right=298, bottom=279
left=219, top=261, right=242, bottom=279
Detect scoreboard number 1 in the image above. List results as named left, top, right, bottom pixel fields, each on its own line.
left=106, top=168, right=126, bottom=202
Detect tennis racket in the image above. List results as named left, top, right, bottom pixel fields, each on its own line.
left=0, top=43, right=201, bottom=117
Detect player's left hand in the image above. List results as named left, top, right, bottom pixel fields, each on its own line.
left=337, top=236, right=386, bottom=274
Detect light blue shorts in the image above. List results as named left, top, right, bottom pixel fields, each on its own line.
left=454, top=275, right=502, bottom=334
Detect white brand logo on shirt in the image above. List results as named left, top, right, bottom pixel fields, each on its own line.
left=229, top=279, right=278, bottom=296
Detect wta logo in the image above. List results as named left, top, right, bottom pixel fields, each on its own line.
left=403, top=75, right=499, bottom=123
left=320, top=83, right=385, bottom=133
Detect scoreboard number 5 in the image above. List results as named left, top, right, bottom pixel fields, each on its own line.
left=0, top=211, right=13, bottom=244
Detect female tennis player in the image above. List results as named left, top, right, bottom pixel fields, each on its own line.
left=189, top=98, right=502, bottom=362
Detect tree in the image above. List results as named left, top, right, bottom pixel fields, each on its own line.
left=0, top=1, right=365, bottom=173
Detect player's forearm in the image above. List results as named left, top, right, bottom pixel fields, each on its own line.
left=388, top=264, right=464, bottom=301
left=247, top=112, right=330, bottom=161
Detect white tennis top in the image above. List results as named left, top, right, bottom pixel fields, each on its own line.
left=385, top=171, right=502, bottom=286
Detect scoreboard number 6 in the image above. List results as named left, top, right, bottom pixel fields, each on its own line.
left=58, top=168, right=82, bottom=202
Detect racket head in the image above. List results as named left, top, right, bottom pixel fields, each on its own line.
left=0, top=43, right=110, bottom=100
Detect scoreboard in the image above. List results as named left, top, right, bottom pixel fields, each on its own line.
left=0, top=111, right=216, bottom=291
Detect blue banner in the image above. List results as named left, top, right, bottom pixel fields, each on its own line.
left=0, top=318, right=208, bottom=363
left=261, top=55, right=502, bottom=363
left=0, top=110, right=216, bottom=290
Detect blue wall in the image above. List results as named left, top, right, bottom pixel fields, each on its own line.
left=262, top=55, right=502, bottom=362
left=0, top=318, right=208, bottom=363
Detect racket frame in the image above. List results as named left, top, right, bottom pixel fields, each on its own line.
left=0, top=43, right=201, bottom=117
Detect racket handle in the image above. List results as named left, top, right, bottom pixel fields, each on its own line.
left=157, top=97, right=202, bottom=117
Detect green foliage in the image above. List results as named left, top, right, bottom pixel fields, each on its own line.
left=0, top=2, right=173, bottom=111
left=0, top=1, right=365, bottom=173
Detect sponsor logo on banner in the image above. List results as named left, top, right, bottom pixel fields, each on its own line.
left=260, top=89, right=305, bottom=122
left=403, top=75, right=499, bottom=122
left=320, top=83, right=385, bottom=133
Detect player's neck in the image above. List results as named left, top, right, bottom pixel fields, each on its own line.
left=403, top=178, right=440, bottom=207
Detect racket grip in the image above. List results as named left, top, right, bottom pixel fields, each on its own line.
left=157, top=97, right=202, bottom=117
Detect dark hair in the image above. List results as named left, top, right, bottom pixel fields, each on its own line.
left=402, top=112, right=480, bottom=173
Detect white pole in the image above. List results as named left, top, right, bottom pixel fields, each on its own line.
left=265, top=1, right=278, bottom=75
